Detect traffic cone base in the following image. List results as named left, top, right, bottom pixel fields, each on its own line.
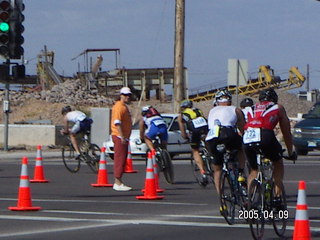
left=91, top=147, right=113, bottom=187
left=8, top=206, right=42, bottom=211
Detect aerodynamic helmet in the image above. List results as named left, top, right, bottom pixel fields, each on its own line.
left=259, top=88, right=278, bottom=103
left=240, top=98, right=254, bottom=108
left=215, top=89, right=232, bottom=102
left=180, top=100, right=193, bottom=108
left=141, top=105, right=152, bottom=116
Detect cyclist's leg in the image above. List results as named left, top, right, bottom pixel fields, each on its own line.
left=144, top=125, right=158, bottom=151
left=273, top=158, right=284, bottom=196
left=243, top=144, right=258, bottom=190
left=70, top=121, right=81, bottom=155
left=190, top=131, right=206, bottom=175
left=213, top=163, right=222, bottom=194
left=159, top=125, right=168, bottom=150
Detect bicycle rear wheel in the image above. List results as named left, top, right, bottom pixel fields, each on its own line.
left=248, top=179, right=265, bottom=240
left=158, top=149, right=174, bottom=184
left=219, top=170, right=236, bottom=225
left=85, top=144, right=100, bottom=173
left=271, top=182, right=287, bottom=237
left=62, top=144, right=80, bottom=173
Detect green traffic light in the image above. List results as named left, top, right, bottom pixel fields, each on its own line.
left=0, top=22, right=9, bottom=32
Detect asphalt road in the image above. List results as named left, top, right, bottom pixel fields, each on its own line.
left=0, top=150, right=320, bottom=240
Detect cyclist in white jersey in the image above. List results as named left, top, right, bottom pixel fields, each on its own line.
left=205, top=90, right=246, bottom=200
left=139, top=106, right=168, bottom=151
left=61, top=106, right=93, bottom=158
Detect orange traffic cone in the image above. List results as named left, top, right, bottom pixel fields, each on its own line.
left=8, top=157, right=41, bottom=211
left=124, top=143, right=138, bottom=173
left=91, top=147, right=113, bottom=187
left=30, top=145, right=49, bottom=183
left=293, top=180, right=311, bottom=240
left=136, top=151, right=164, bottom=200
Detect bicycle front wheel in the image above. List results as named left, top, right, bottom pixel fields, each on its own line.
left=158, top=149, right=174, bottom=184
left=248, top=179, right=265, bottom=240
left=219, top=170, right=236, bottom=225
left=62, top=144, right=80, bottom=173
left=271, top=182, right=287, bottom=237
left=85, top=144, right=100, bottom=173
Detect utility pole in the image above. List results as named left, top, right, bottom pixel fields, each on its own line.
left=173, top=0, right=185, bottom=113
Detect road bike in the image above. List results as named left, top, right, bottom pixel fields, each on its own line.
left=218, top=143, right=248, bottom=225
left=190, top=136, right=214, bottom=187
left=247, top=143, right=289, bottom=240
left=147, top=136, right=174, bottom=184
left=61, top=131, right=100, bottom=173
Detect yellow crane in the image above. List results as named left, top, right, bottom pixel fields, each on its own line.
left=189, top=66, right=305, bottom=102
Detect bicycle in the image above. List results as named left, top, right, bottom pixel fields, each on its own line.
left=247, top=143, right=289, bottom=240
left=147, top=136, right=174, bottom=184
left=190, top=136, right=214, bottom=187
left=218, top=143, right=248, bottom=225
left=61, top=131, right=101, bottom=173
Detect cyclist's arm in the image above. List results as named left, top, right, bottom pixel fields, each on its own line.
left=139, top=119, right=145, bottom=141
left=177, top=114, right=188, bottom=139
left=61, top=116, right=70, bottom=134
left=278, top=104, right=294, bottom=156
left=235, top=107, right=245, bottom=135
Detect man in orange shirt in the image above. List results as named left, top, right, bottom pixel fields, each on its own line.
left=111, top=87, right=133, bottom=191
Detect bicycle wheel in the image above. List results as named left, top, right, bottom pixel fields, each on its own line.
left=219, top=170, right=236, bottom=225
left=271, top=182, right=287, bottom=237
left=248, top=179, right=265, bottom=240
left=158, top=149, right=174, bottom=184
left=62, top=144, right=80, bottom=173
left=85, top=144, right=100, bottom=173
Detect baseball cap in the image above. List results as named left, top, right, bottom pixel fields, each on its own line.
left=120, top=87, right=132, bottom=95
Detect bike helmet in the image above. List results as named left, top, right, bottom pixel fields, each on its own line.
left=141, top=105, right=152, bottom=116
left=240, top=98, right=254, bottom=108
left=215, top=89, right=232, bottom=103
left=259, top=88, right=278, bottom=103
left=61, top=105, right=72, bottom=115
left=180, top=100, right=193, bottom=108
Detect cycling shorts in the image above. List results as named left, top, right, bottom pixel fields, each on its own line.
left=145, top=123, right=168, bottom=142
left=206, top=127, right=242, bottom=165
left=243, top=129, right=282, bottom=170
left=71, top=118, right=93, bottom=134
left=189, top=125, right=208, bottom=149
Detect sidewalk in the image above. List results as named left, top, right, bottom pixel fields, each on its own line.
left=0, top=149, right=61, bottom=161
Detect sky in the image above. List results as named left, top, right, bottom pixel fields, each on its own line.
left=20, top=0, right=320, bottom=93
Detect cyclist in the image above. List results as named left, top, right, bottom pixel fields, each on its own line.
left=205, top=89, right=246, bottom=196
left=178, top=100, right=209, bottom=186
left=243, top=88, right=297, bottom=205
left=240, top=97, right=254, bottom=122
left=61, top=106, right=93, bottom=159
left=139, top=105, right=168, bottom=151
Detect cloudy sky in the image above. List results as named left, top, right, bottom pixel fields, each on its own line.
left=22, top=0, right=320, bottom=91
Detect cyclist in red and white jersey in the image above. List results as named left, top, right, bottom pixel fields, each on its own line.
left=243, top=88, right=296, bottom=200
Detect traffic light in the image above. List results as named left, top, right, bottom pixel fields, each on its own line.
left=9, top=0, right=24, bottom=59
left=0, top=0, right=10, bottom=58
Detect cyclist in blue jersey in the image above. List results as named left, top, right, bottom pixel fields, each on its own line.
left=139, top=106, right=168, bottom=151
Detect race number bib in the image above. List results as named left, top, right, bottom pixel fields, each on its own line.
left=243, top=128, right=261, bottom=144
left=192, top=117, right=207, bottom=129
left=205, top=126, right=220, bottom=141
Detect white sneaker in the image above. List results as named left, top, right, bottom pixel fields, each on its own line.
left=113, top=183, right=132, bottom=191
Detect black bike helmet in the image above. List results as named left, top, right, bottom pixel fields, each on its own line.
left=180, top=100, right=193, bottom=108
left=259, top=88, right=278, bottom=103
left=240, top=98, right=254, bottom=108
left=61, top=105, right=72, bottom=115
left=215, top=89, right=232, bottom=102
